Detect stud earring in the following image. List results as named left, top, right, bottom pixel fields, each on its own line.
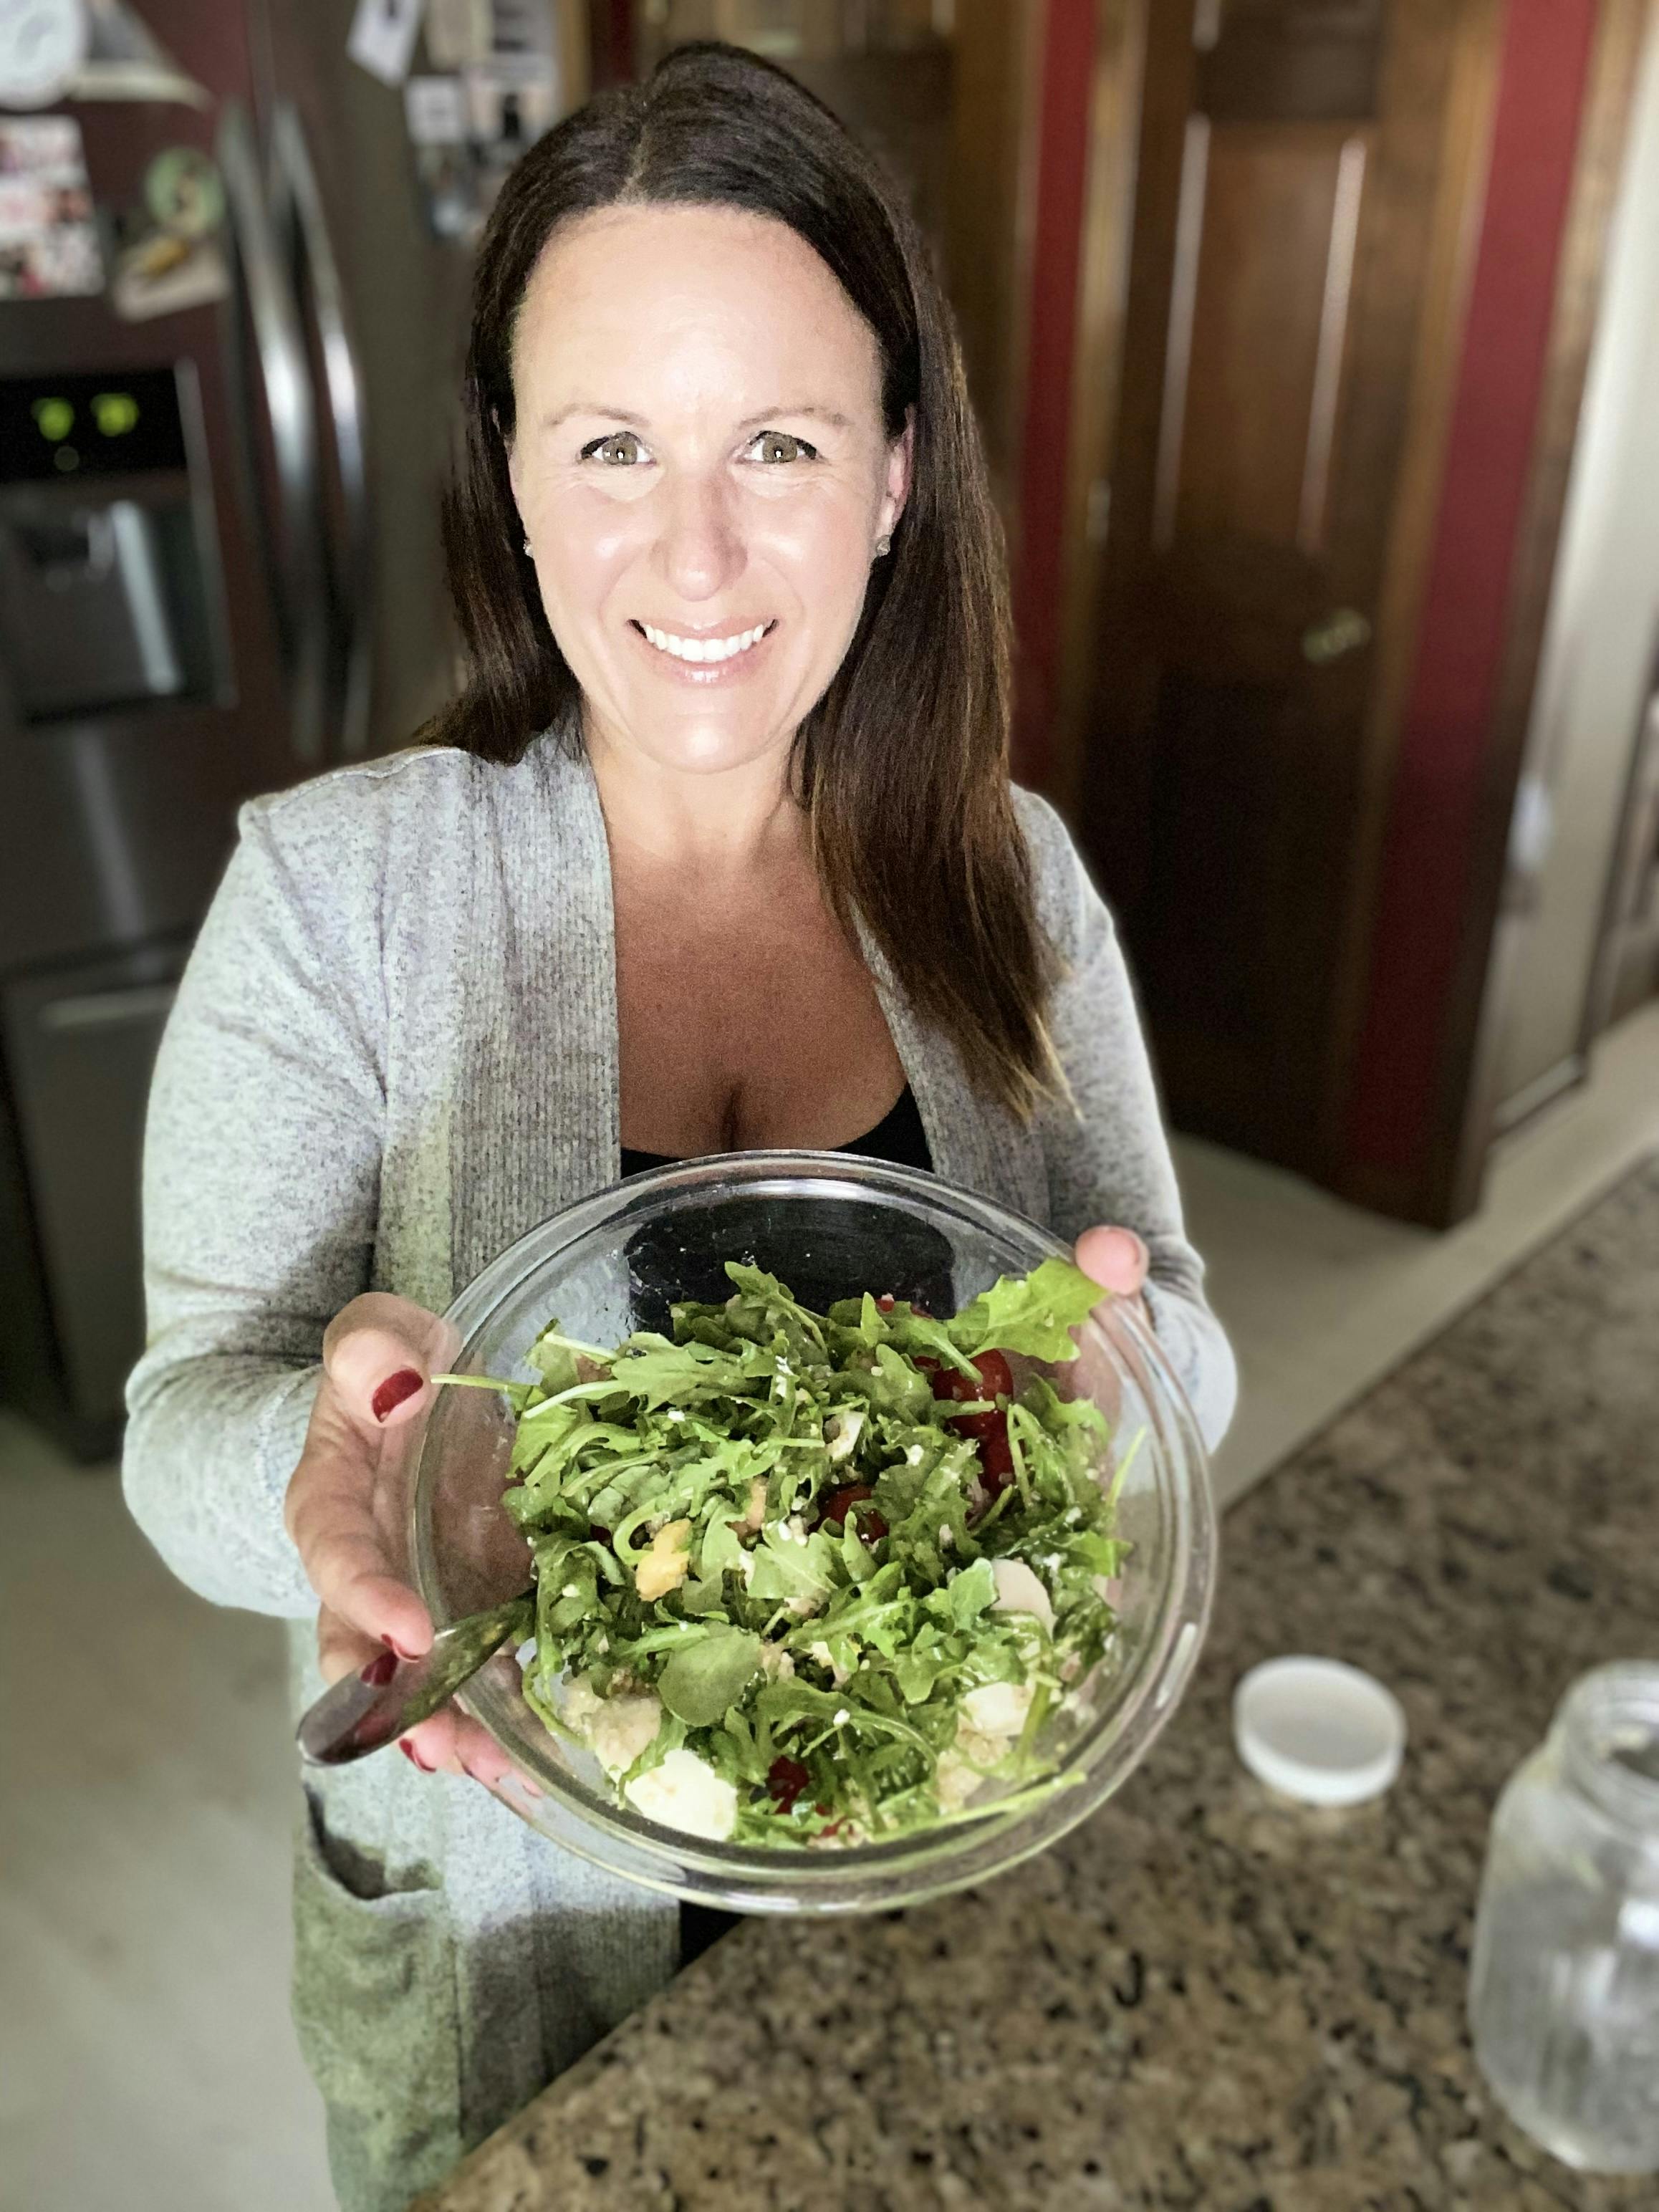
left=522, top=538, right=532, bottom=556
left=873, top=533, right=892, bottom=559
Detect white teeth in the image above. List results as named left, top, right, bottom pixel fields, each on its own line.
left=640, top=622, right=769, bottom=663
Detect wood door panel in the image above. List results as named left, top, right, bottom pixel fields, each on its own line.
left=1171, top=123, right=1369, bottom=557
left=1079, top=0, right=1474, bottom=1174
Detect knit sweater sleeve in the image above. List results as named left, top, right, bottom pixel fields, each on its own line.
left=122, top=789, right=386, bottom=1617
left=1016, top=789, right=1238, bottom=1453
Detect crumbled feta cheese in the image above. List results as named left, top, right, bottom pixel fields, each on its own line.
left=991, top=1557, right=1055, bottom=1636
left=585, top=1691, right=662, bottom=1778
left=939, top=1524, right=954, bottom=1550
left=824, top=1407, right=865, bottom=1463
left=562, top=1677, right=663, bottom=1774
left=757, top=1643, right=795, bottom=1680
left=832, top=1706, right=850, bottom=1726
left=807, top=1639, right=850, bottom=1687
left=623, top=1749, right=739, bottom=1840
left=961, top=1678, right=1035, bottom=1739
left=514, top=1638, right=537, bottom=1670
left=905, top=1443, right=925, bottom=1466
left=934, top=1750, right=982, bottom=1812
left=740, top=1476, right=769, bottom=1532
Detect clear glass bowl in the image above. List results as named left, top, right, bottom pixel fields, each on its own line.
left=410, top=1152, right=1217, bottom=1913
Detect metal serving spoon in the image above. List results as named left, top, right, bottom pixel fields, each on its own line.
left=295, top=1593, right=533, bottom=1767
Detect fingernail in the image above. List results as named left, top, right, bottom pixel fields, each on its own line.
left=372, top=1367, right=423, bottom=1422
left=390, top=1638, right=424, bottom=1663
left=400, top=1739, right=433, bottom=1773
left=360, top=1650, right=398, bottom=1686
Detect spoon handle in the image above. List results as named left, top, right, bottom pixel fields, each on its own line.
left=295, top=1593, right=534, bottom=1767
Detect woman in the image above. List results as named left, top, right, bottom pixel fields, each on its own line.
left=123, top=42, right=1235, bottom=2212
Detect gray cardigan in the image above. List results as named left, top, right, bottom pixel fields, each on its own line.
left=122, top=732, right=1235, bottom=2206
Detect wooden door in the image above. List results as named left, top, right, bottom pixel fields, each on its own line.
left=1075, top=0, right=1485, bottom=1178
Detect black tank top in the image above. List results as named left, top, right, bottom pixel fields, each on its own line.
left=620, top=1084, right=933, bottom=1180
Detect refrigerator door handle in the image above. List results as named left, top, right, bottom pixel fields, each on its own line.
left=217, top=100, right=327, bottom=766
left=271, top=101, right=374, bottom=761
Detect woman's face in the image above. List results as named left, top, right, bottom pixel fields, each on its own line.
left=508, top=202, right=911, bottom=779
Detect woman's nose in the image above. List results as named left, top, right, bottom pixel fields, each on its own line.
left=653, top=470, right=744, bottom=602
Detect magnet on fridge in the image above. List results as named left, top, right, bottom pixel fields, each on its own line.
left=424, top=0, right=492, bottom=69
left=404, top=74, right=467, bottom=147
left=348, top=0, right=427, bottom=90
left=0, top=114, right=102, bottom=299
left=0, top=0, right=90, bottom=111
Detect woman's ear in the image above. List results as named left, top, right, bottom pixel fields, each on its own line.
left=879, top=408, right=915, bottom=539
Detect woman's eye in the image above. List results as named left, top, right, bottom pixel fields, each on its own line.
left=582, top=431, right=645, bottom=466
left=748, top=431, right=818, bottom=465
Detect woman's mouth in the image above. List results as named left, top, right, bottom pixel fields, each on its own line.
left=632, top=619, right=776, bottom=665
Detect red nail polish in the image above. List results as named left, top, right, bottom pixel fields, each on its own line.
left=372, top=1367, right=423, bottom=1422
left=399, top=1739, right=433, bottom=1773
left=360, top=1650, right=398, bottom=1686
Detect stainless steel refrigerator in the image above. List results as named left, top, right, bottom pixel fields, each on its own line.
left=0, top=0, right=564, bottom=1454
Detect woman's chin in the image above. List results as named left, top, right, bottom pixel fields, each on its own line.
left=604, top=704, right=799, bottom=781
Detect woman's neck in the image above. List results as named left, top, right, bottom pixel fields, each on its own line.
left=584, top=712, right=806, bottom=884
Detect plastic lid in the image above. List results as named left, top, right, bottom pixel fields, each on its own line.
left=1234, top=1656, right=1407, bottom=1807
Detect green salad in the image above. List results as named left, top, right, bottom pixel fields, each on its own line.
left=455, top=1257, right=1133, bottom=1846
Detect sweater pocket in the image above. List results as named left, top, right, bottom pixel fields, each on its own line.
left=292, top=1787, right=463, bottom=2212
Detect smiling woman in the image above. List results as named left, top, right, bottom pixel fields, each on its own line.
left=119, top=39, right=1236, bottom=2212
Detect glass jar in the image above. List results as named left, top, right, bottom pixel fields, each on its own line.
left=1469, top=1662, right=1659, bottom=2173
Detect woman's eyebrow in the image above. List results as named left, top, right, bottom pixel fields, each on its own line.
left=540, top=403, right=650, bottom=431
left=539, top=403, right=854, bottom=433
left=738, top=406, right=852, bottom=431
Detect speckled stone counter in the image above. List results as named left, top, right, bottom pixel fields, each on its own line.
left=413, top=1159, right=1659, bottom=2212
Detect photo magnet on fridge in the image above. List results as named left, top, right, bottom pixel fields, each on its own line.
left=348, top=0, right=426, bottom=88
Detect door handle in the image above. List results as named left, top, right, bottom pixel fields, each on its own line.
left=1302, top=607, right=1373, bottom=665
left=271, top=102, right=374, bottom=761
left=218, top=101, right=327, bottom=766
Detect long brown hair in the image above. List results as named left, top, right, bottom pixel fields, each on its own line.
left=435, top=41, right=1059, bottom=1116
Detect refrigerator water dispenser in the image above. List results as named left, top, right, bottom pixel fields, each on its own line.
left=0, top=365, right=221, bottom=723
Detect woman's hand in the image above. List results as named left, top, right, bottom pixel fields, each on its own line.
left=1075, top=1225, right=1150, bottom=1319
left=284, top=1293, right=539, bottom=1796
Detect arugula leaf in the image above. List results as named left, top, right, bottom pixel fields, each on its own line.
left=948, top=1256, right=1105, bottom=1362
left=746, top=1519, right=840, bottom=1607
left=658, top=1627, right=761, bottom=1725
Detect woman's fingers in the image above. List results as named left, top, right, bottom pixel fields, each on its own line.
left=287, top=1294, right=459, bottom=1661
left=1076, top=1224, right=1150, bottom=1300
left=287, top=1400, right=436, bottom=1660
left=317, top=1606, right=541, bottom=1796
left=321, top=1294, right=459, bottom=1430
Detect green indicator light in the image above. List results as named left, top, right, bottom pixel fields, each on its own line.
left=32, top=397, right=74, bottom=443
left=92, top=391, right=140, bottom=437
left=53, top=446, right=81, bottom=472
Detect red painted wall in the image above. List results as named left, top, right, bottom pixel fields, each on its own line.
left=1010, top=0, right=1098, bottom=784
left=1342, top=0, right=1600, bottom=1181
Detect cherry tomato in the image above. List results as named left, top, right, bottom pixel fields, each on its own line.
left=930, top=1351, right=1014, bottom=1405
left=875, top=1294, right=896, bottom=1312
left=819, top=1484, right=888, bottom=1541
left=978, top=1421, right=1016, bottom=1494
left=767, top=1756, right=811, bottom=1811
left=931, top=1352, right=1014, bottom=1443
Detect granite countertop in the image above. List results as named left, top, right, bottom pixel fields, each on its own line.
left=415, top=1160, right=1659, bottom=2212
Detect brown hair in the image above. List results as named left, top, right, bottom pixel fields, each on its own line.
left=435, top=41, right=1059, bottom=1116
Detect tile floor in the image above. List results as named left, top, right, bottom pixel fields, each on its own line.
left=3, top=997, right=1656, bottom=2212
